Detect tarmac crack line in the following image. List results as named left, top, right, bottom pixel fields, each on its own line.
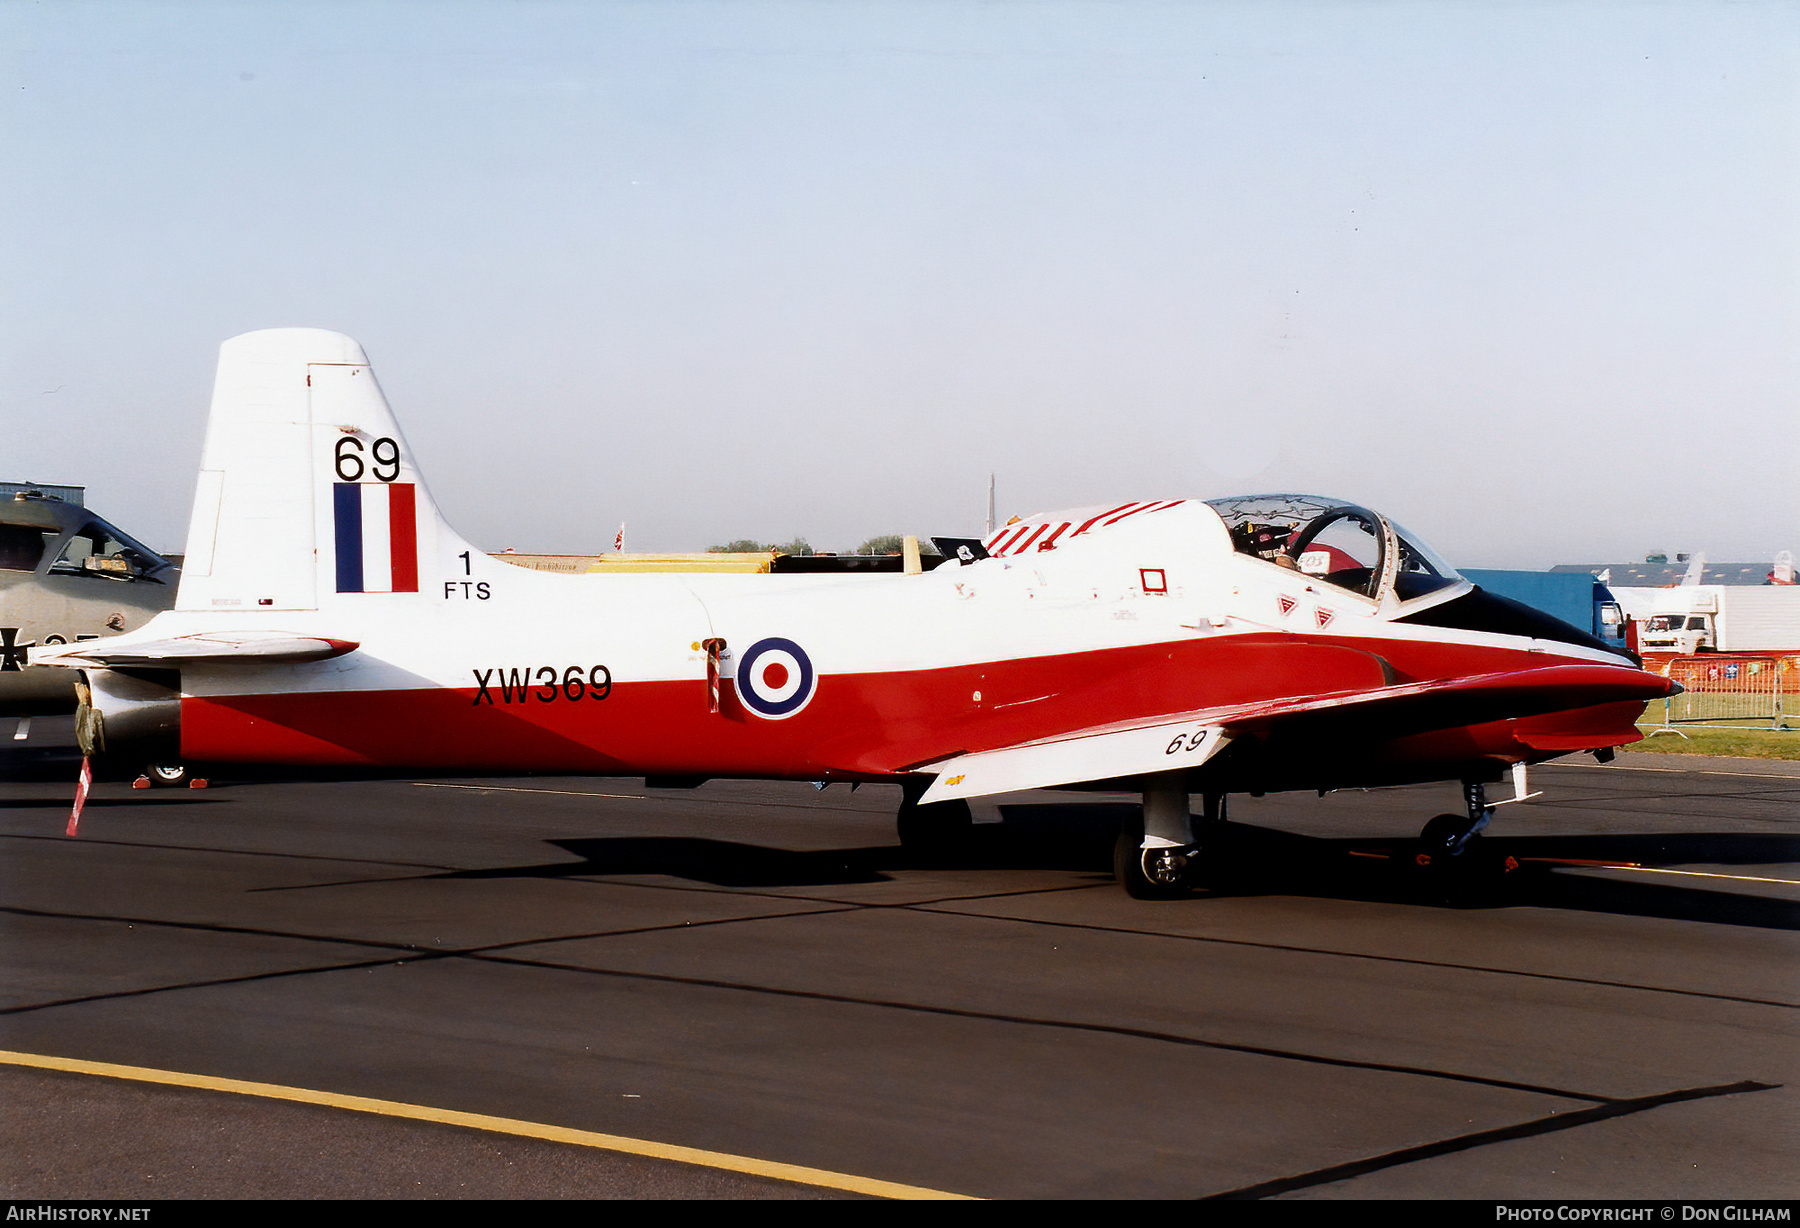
left=4, top=908, right=1773, bottom=1138
left=0, top=900, right=864, bottom=962
left=903, top=905, right=1800, bottom=1010
left=0, top=902, right=861, bottom=1014
left=1200, top=1079, right=1781, bottom=1200
left=0, top=905, right=420, bottom=957
left=460, top=905, right=865, bottom=955
left=455, top=950, right=1626, bottom=1104
left=8, top=910, right=1633, bottom=1106
left=0, top=955, right=421, bottom=1016
left=0, top=830, right=456, bottom=872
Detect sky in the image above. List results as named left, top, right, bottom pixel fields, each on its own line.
left=4, top=0, right=1796, bottom=568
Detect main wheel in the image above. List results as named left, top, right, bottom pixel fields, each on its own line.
left=144, top=763, right=188, bottom=788
left=896, top=796, right=972, bottom=862
left=1113, top=819, right=1192, bottom=899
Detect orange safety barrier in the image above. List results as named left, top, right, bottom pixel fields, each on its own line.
left=1648, top=655, right=1793, bottom=730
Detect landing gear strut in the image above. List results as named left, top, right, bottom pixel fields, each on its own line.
left=1114, top=775, right=1223, bottom=899
left=1416, top=780, right=1498, bottom=899
left=1417, top=781, right=1492, bottom=860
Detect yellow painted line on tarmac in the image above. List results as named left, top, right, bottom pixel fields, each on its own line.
left=413, top=782, right=647, bottom=801
left=0, top=1049, right=976, bottom=1200
left=1548, top=761, right=1800, bottom=781
left=1588, top=866, right=1800, bottom=887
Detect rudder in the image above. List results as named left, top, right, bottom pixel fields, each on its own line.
left=176, top=329, right=466, bottom=613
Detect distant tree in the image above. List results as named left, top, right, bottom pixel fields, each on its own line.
left=854, top=534, right=940, bottom=557
left=709, top=539, right=772, bottom=554
left=774, top=537, right=814, bottom=557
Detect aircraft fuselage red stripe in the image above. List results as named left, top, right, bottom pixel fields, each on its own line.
left=179, top=629, right=1654, bottom=785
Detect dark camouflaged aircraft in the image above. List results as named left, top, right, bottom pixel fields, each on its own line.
left=1, top=488, right=185, bottom=782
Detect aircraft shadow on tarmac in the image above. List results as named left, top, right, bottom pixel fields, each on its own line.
left=452, top=836, right=895, bottom=888
left=2, top=742, right=93, bottom=783
left=7, top=733, right=1793, bottom=929
left=0, top=796, right=217, bottom=811
left=438, top=802, right=1800, bottom=931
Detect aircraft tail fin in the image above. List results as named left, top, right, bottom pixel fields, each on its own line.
left=176, top=329, right=473, bottom=613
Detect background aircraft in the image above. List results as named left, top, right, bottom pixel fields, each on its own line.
left=35, top=330, right=1677, bottom=895
left=0, top=489, right=188, bottom=784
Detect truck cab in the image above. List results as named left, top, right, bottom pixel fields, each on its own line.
left=1641, top=612, right=1712, bottom=654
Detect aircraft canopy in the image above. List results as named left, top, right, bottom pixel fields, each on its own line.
left=1204, top=494, right=1462, bottom=604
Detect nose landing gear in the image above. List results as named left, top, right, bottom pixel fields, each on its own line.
left=1416, top=780, right=1515, bottom=902
left=1417, top=781, right=1492, bottom=865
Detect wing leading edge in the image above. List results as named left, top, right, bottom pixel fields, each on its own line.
left=917, top=663, right=1676, bottom=804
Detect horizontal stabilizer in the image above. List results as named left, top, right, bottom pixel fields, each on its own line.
left=30, top=631, right=358, bottom=669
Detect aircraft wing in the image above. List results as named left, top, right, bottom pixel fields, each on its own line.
left=917, top=717, right=1236, bottom=805
left=916, top=663, right=1674, bottom=805
left=29, top=631, right=358, bottom=669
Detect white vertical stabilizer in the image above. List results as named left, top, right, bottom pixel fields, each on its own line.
left=175, top=329, right=466, bottom=614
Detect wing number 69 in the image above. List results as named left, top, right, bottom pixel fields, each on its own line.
left=335, top=436, right=402, bottom=483
left=1165, top=729, right=1210, bottom=755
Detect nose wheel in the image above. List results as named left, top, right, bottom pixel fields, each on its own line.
left=1416, top=780, right=1507, bottom=900
left=1417, top=781, right=1492, bottom=858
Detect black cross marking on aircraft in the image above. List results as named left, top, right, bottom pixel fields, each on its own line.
left=0, top=627, right=34, bottom=672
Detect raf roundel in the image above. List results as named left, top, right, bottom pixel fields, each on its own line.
left=736, top=637, right=816, bottom=719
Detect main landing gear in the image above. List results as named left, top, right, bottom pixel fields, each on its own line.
left=1114, top=774, right=1223, bottom=899
left=142, top=762, right=189, bottom=788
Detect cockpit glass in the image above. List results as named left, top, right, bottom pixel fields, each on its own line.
left=1206, top=495, right=1347, bottom=562
left=1204, top=494, right=1462, bottom=603
left=1205, top=495, right=1375, bottom=597
left=1387, top=518, right=1461, bottom=601
left=1292, top=513, right=1381, bottom=596
left=47, top=518, right=171, bottom=582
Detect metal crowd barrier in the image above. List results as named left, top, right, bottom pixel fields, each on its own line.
left=1645, top=655, right=1794, bottom=734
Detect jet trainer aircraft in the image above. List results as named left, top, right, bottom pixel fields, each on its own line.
left=34, top=330, right=1677, bottom=896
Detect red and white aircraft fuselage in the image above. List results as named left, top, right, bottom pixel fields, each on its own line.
left=36, top=330, right=1676, bottom=895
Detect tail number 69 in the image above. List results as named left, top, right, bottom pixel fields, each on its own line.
left=336, top=436, right=402, bottom=483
